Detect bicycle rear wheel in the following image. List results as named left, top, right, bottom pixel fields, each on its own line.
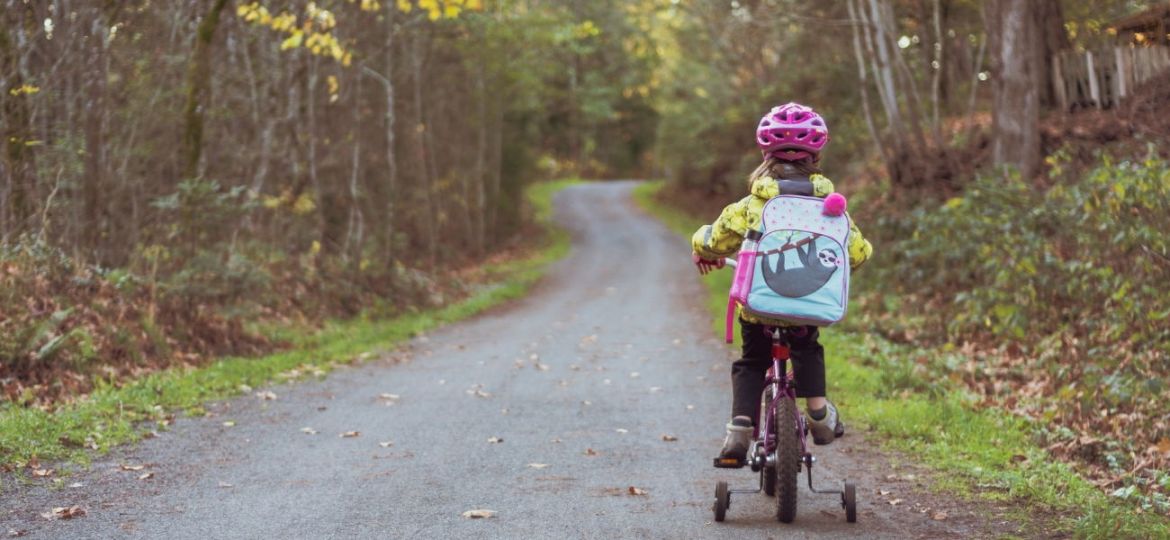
left=774, top=395, right=800, bottom=523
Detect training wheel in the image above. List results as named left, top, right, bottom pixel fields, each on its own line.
left=843, top=481, right=857, bottom=523
left=713, top=481, right=730, bottom=522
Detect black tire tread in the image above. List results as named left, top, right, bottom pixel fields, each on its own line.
left=774, top=396, right=800, bottom=523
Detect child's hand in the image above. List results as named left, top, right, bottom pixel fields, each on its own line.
left=692, top=252, right=725, bottom=275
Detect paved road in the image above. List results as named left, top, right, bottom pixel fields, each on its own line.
left=3, top=182, right=1000, bottom=539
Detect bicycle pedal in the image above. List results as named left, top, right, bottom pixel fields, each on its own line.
left=713, top=457, right=746, bottom=469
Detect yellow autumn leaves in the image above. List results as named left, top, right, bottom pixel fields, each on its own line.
left=237, top=1, right=483, bottom=67
left=397, top=0, right=483, bottom=20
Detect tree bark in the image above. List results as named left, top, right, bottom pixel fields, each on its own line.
left=988, top=0, right=1042, bottom=179
left=181, top=0, right=229, bottom=180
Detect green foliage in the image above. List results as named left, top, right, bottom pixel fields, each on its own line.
left=868, top=148, right=1170, bottom=357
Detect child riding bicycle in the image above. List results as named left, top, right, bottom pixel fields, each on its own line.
left=691, top=103, right=873, bottom=463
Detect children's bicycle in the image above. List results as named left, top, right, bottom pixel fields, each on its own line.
left=711, top=260, right=857, bottom=524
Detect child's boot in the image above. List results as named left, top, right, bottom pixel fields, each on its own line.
left=716, top=416, right=754, bottom=464
left=807, top=401, right=845, bottom=445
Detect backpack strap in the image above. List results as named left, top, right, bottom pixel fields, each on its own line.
left=775, top=177, right=814, bottom=196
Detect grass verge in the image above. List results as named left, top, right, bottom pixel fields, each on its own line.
left=0, top=179, right=578, bottom=479
left=632, top=180, right=1169, bottom=539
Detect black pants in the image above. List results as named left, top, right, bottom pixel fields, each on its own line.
left=731, top=320, right=826, bottom=425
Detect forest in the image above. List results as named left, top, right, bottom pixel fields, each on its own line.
left=2, top=0, right=1169, bottom=530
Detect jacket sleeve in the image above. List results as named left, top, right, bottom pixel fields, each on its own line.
left=691, top=196, right=751, bottom=260
left=846, top=217, right=873, bottom=270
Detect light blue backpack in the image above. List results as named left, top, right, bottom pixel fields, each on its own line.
left=726, top=193, right=851, bottom=341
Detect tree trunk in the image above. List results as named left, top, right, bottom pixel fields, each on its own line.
left=181, top=0, right=229, bottom=180
left=0, top=5, right=38, bottom=240
left=381, top=4, right=399, bottom=266
left=410, top=28, right=436, bottom=268
left=988, top=0, right=1042, bottom=179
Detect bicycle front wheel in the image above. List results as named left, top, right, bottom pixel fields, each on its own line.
left=773, top=395, right=800, bottom=523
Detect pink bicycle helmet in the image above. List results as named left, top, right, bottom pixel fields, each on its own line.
left=756, top=102, right=829, bottom=161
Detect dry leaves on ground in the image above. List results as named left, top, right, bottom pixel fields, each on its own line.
left=461, top=509, right=497, bottom=519
left=41, top=506, right=86, bottom=520
left=661, top=434, right=678, bottom=442
left=340, top=431, right=361, bottom=438
left=119, top=464, right=145, bottom=472
left=628, top=486, right=647, bottom=496
left=488, top=436, right=503, bottom=443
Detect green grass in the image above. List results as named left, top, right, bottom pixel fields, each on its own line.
left=0, top=179, right=578, bottom=480
left=632, top=180, right=1170, bottom=539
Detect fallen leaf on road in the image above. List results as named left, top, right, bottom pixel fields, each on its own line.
left=879, top=489, right=891, bottom=496
left=41, top=506, right=85, bottom=520
left=686, top=404, right=694, bottom=410
left=584, top=448, right=599, bottom=456
left=889, top=498, right=903, bottom=506
left=379, top=441, right=394, bottom=448
left=138, top=472, right=154, bottom=480
left=536, top=363, right=550, bottom=372
left=550, top=438, right=562, bottom=443
left=222, top=421, right=236, bottom=427
left=32, top=469, right=53, bottom=477
left=629, top=372, right=640, bottom=378
left=582, top=400, right=592, bottom=406
left=255, top=391, right=277, bottom=401
left=649, top=387, right=662, bottom=393
left=301, top=427, right=319, bottom=435
left=488, top=437, right=504, bottom=444
left=527, top=463, right=549, bottom=469
left=529, top=353, right=540, bottom=361
left=932, top=511, right=948, bottom=521
left=340, top=431, right=361, bottom=438
left=7, top=529, right=29, bottom=537
left=661, top=434, right=678, bottom=442
left=569, top=364, right=581, bottom=371
left=119, top=464, right=145, bottom=472
left=378, top=393, right=401, bottom=403
left=615, top=428, right=628, bottom=434
left=628, top=486, right=647, bottom=496
left=462, top=509, right=497, bottom=519
left=67, top=483, right=83, bottom=489
left=218, top=482, right=233, bottom=488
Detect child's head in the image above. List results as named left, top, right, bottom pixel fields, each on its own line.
left=755, top=102, right=829, bottom=163
left=750, top=102, right=829, bottom=184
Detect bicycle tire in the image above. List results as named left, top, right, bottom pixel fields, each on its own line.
left=761, top=386, right=776, bottom=497
left=774, top=395, right=800, bottom=523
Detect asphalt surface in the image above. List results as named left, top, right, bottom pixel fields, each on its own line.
left=2, top=182, right=1004, bottom=539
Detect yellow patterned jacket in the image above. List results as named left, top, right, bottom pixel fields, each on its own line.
left=691, top=174, right=873, bottom=326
